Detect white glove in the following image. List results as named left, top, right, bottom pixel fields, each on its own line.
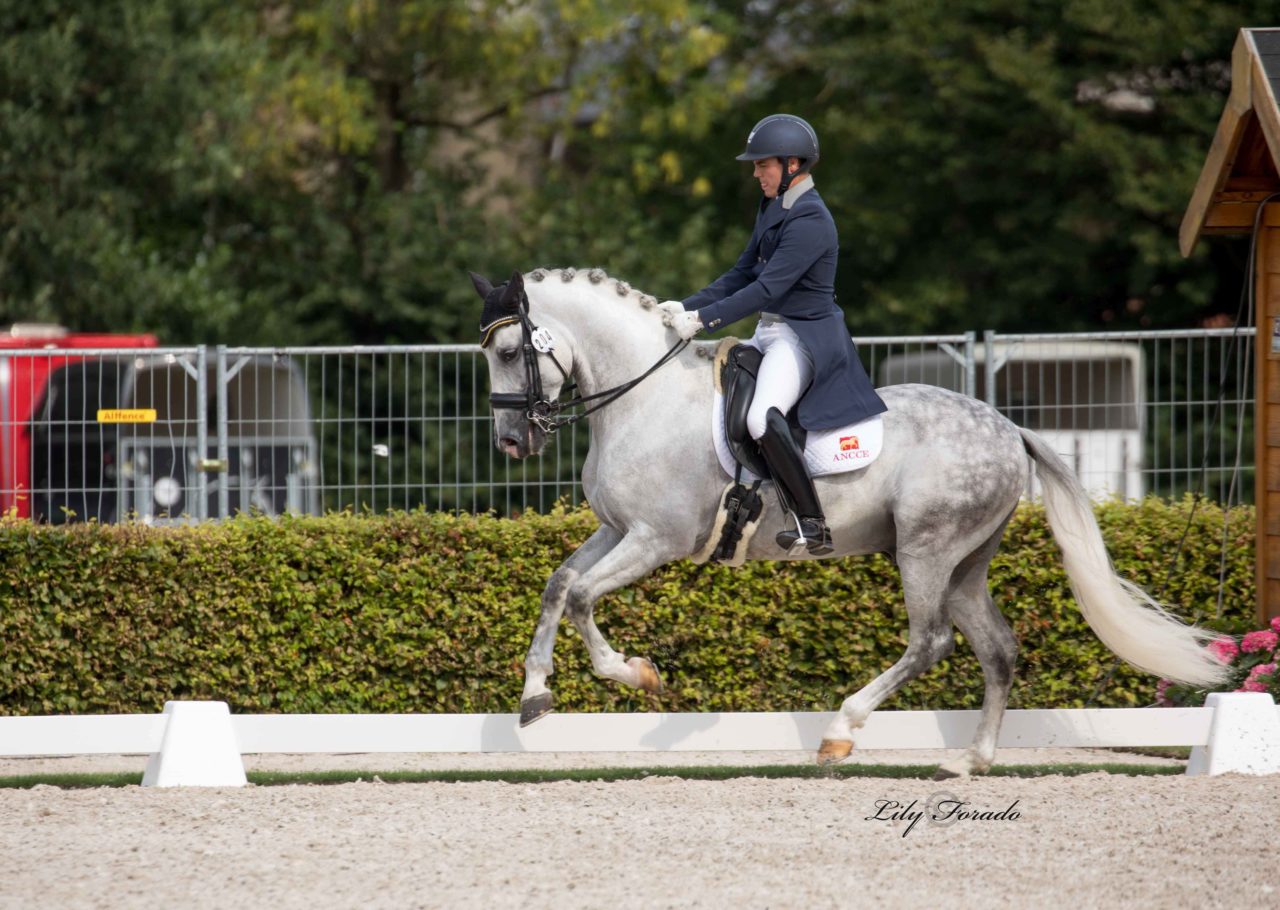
left=657, top=300, right=685, bottom=318
left=671, top=310, right=703, bottom=340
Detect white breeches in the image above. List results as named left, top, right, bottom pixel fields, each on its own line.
left=745, top=319, right=814, bottom=440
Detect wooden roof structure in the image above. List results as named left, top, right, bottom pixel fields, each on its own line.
left=1181, top=27, right=1280, bottom=621
left=1180, top=28, right=1280, bottom=255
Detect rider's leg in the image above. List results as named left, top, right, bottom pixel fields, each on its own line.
left=744, top=322, right=811, bottom=440
left=757, top=407, right=833, bottom=555
left=745, top=324, right=830, bottom=555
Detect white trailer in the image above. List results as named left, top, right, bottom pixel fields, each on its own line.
left=878, top=341, right=1144, bottom=500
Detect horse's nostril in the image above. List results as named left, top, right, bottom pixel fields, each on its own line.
left=498, top=435, right=520, bottom=450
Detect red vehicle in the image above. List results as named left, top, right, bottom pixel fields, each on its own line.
left=0, top=325, right=158, bottom=519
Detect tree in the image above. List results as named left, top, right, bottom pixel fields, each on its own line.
left=1, top=1, right=1270, bottom=344
left=0, top=0, right=261, bottom=338
left=679, top=0, right=1267, bottom=334
left=234, top=0, right=747, bottom=342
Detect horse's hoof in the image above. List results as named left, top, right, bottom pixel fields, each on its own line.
left=932, top=766, right=962, bottom=781
left=519, top=693, right=554, bottom=727
left=817, top=739, right=853, bottom=765
left=628, top=656, right=664, bottom=694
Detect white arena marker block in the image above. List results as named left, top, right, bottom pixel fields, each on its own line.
left=1186, top=693, right=1280, bottom=776
left=142, top=701, right=247, bottom=788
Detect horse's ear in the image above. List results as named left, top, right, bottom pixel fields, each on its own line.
left=468, top=270, right=494, bottom=300
left=499, top=270, right=525, bottom=310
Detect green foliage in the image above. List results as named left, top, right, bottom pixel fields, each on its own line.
left=696, top=0, right=1272, bottom=335
left=0, top=0, right=260, bottom=338
left=0, top=497, right=1255, bottom=716
left=0, top=0, right=739, bottom=343
left=3, top=1, right=1267, bottom=343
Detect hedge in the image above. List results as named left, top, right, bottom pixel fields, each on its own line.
left=0, top=497, right=1257, bottom=716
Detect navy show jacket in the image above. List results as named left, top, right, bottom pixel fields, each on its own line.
left=682, top=180, right=888, bottom=431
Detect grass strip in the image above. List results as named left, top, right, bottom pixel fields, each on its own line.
left=0, top=772, right=142, bottom=789
left=0, top=762, right=1181, bottom=790
left=1108, top=746, right=1193, bottom=760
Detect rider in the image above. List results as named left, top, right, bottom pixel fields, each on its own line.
left=662, top=114, right=887, bottom=555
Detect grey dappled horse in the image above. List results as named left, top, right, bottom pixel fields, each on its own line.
left=471, top=267, right=1228, bottom=778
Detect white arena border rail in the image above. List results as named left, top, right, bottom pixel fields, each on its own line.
left=2, top=695, right=1278, bottom=787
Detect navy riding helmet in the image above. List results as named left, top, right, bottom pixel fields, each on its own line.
left=736, top=114, right=820, bottom=194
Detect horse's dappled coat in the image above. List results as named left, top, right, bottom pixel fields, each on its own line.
left=473, top=267, right=1230, bottom=779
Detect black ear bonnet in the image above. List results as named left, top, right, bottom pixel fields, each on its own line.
left=475, top=270, right=526, bottom=347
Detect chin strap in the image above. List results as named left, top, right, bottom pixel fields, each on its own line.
left=777, top=158, right=813, bottom=196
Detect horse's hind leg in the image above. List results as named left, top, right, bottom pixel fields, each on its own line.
left=818, top=553, right=955, bottom=764
left=521, top=525, right=622, bottom=726
left=935, top=577, right=1017, bottom=779
left=936, top=586, right=1013, bottom=778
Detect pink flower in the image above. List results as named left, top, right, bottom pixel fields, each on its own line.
left=1271, top=616, right=1280, bottom=634
left=1238, top=680, right=1268, bottom=693
left=1247, top=662, right=1278, bottom=682
left=1155, top=678, right=1173, bottom=707
left=1208, top=637, right=1240, bottom=663
left=1241, top=630, right=1279, bottom=654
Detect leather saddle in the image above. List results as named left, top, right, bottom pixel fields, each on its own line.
left=718, top=343, right=807, bottom=480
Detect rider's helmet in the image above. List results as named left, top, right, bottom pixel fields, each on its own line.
left=735, top=114, right=820, bottom=194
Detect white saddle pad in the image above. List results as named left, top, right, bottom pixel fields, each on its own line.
left=712, top=390, right=885, bottom=482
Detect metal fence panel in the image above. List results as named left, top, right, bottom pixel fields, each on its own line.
left=221, top=346, right=588, bottom=516
left=985, top=329, right=1254, bottom=503
left=0, top=348, right=207, bottom=524
left=0, top=329, right=1255, bottom=523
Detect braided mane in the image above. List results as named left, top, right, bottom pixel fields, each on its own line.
left=524, top=267, right=661, bottom=314
left=523, top=266, right=719, bottom=359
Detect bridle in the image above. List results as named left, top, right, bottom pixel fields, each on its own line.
left=486, top=289, right=690, bottom=434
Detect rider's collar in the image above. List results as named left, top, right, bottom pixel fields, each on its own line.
left=781, top=176, right=815, bottom=210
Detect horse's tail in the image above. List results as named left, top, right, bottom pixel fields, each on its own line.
left=1020, top=428, right=1229, bottom=687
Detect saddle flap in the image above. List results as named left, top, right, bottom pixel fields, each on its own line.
left=719, top=344, right=772, bottom=480
left=723, top=346, right=762, bottom=440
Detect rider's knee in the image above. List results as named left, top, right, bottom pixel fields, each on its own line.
left=747, top=405, right=787, bottom=441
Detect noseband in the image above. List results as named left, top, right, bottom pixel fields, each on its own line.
left=486, top=290, right=689, bottom=434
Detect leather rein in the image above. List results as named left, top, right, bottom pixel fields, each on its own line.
left=487, top=291, right=690, bottom=434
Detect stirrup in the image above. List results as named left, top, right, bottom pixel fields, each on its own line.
left=776, top=516, right=833, bottom=556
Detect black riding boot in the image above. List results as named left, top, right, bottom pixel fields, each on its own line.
left=757, top=407, right=833, bottom=555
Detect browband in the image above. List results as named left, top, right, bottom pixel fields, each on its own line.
left=480, top=316, right=519, bottom=348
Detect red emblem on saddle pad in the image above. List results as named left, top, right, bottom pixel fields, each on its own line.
left=839, top=435, right=860, bottom=451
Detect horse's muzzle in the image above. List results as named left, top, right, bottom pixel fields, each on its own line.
left=495, top=422, right=547, bottom=459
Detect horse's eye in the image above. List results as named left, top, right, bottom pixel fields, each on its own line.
left=499, top=348, right=519, bottom=363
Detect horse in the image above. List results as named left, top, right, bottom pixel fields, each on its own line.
left=468, top=266, right=1228, bottom=778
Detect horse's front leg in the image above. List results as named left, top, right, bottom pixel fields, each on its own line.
left=563, top=529, right=680, bottom=695
left=520, top=525, right=622, bottom=726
